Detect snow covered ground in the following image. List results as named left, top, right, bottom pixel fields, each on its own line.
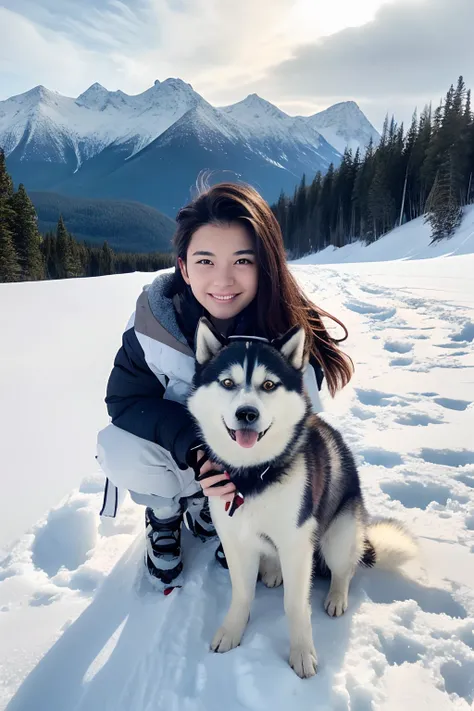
left=1, top=216, right=473, bottom=710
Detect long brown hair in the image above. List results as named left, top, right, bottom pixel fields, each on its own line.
left=172, top=181, right=354, bottom=396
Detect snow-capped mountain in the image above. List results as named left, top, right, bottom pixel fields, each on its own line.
left=306, top=101, right=380, bottom=155
left=220, top=93, right=339, bottom=160
left=0, top=78, right=203, bottom=169
left=0, top=80, right=375, bottom=215
left=68, top=100, right=339, bottom=216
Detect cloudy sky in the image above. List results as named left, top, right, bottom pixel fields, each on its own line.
left=1, top=0, right=473, bottom=130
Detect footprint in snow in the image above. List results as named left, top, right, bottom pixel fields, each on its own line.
left=451, top=321, right=474, bottom=343
left=390, top=356, right=414, bottom=367
left=344, top=300, right=396, bottom=321
left=351, top=405, right=376, bottom=420
left=29, top=591, right=60, bottom=607
left=435, top=342, right=470, bottom=349
left=384, top=340, right=413, bottom=354
left=356, top=388, right=397, bottom=407
left=361, top=448, right=403, bottom=468
left=362, top=569, right=467, bottom=619
left=395, top=412, right=443, bottom=427
left=355, top=388, right=412, bottom=408
left=376, top=631, right=426, bottom=667
left=434, top=397, right=471, bottom=411
left=32, top=499, right=97, bottom=578
left=440, top=658, right=474, bottom=704
left=380, top=480, right=459, bottom=509
left=420, top=448, right=474, bottom=467
left=358, top=284, right=387, bottom=296
left=455, top=473, right=474, bottom=489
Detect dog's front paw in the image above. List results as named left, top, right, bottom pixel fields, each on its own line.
left=324, top=590, right=348, bottom=617
left=259, top=557, right=283, bottom=588
left=211, top=625, right=244, bottom=653
left=289, top=645, right=318, bottom=678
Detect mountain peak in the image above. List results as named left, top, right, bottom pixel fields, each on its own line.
left=90, top=82, right=106, bottom=91
left=76, top=83, right=111, bottom=109
left=306, top=101, right=379, bottom=154
left=242, top=93, right=283, bottom=111
left=3, top=85, right=60, bottom=110
left=20, top=85, right=55, bottom=101
left=221, top=93, right=288, bottom=123
left=150, top=77, right=194, bottom=91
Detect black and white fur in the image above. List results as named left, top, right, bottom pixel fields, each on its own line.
left=187, top=318, right=417, bottom=679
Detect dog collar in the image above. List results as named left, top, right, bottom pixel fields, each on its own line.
left=226, top=492, right=245, bottom=517
left=227, top=334, right=270, bottom=344
left=225, top=464, right=271, bottom=517
left=193, top=448, right=272, bottom=517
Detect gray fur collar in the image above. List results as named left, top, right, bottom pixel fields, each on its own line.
left=146, top=271, right=189, bottom=347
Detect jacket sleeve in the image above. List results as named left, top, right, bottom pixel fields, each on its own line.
left=105, top=327, right=200, bottom=469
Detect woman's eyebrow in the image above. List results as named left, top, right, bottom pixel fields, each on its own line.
left=191, top=249, right=256, bottom=256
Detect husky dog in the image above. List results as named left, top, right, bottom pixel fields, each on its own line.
left=187, top=318, right=417, bottom=678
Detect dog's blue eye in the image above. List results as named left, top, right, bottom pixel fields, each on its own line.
left=221, top=378, right=235, bottom=389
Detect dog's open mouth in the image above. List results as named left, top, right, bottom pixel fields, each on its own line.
left=224, top=422, right=271, bottom=448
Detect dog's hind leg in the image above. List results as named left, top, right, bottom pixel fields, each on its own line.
left=259, top=553, right=283, bottom=588
left=319, top=507, right=364, bottom=617
left=211, top=537, right=260, bottom=654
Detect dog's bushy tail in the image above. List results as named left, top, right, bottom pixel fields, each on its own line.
left=364, top=519, right=418, bottom=570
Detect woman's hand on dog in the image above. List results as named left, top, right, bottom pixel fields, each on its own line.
left=196, top=450, right=236, bottom=503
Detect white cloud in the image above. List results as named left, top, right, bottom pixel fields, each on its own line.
left=258, top=0, right=474, bottom=127
left=0, top=0, right=301, bottom=99
left=0, top=8, right=114, bottom=98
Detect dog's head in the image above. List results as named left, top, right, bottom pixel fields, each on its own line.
left=187, top=318, right=309, bottom=468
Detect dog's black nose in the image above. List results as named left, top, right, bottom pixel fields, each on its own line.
left=235, top=406, right=259, bottom=424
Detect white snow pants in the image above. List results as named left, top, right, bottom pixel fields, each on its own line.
left=96, top=423, right=201, bottom=518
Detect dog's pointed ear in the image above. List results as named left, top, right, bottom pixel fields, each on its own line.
left=195, top=317, right=226, bottom=365
left=272, top=326, right=307, bottom=370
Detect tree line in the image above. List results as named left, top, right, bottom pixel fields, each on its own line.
left=273, top=76, right=473, bottom=257
left=0, top=148, right=173, bottom=283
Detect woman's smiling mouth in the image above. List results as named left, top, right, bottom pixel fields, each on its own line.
left=209, top=293, right=240, bottom=302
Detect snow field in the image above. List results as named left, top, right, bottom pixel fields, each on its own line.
left=0, top=219, right=473, bottom=709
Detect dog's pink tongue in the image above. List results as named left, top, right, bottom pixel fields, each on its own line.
left=235, top=429, right=259, bottom=448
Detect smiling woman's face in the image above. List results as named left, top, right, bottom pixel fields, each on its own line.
left=178, top=222, right=259, bottom=320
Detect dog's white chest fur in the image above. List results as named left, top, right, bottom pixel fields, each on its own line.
left=210, top=453, right=314, bottom=551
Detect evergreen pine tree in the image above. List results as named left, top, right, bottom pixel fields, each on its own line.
left=68, top=236, right=85, bottom=278
left=0, top=148, right=14, bottom=200
left=40, top=232, right=58, bottom=279
left=319, top=163, right=335, bottom=247
left=10, top=183, right=45, bottom=280
left=99, top=241, right=114, bottom=275
left=0, top=215, right=21, bottom=282
left=368, top=161, right=395, bottom=240
left=425, top=153, right=462, bottom=241
left=0, top=148, right=20, bottom=281
left=56, top=215, right=72, bottom=278
left=352, top=139, right=376, bottom=238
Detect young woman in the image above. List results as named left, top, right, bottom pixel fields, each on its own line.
left=97, top=182, right=353, bottom=591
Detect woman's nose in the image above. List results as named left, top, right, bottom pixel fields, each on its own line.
left=212, top=267, right=234, bottom=286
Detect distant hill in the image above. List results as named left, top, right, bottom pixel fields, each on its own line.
left=30, top=192, right=176, bottom=253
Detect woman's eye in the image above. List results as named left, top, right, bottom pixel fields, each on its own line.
left=221, top=378, right=235, bottom=389
left=197, top=259, right=213, bottom=265
left=235, top=258, right=252, bottom=265
left=262, top=380, right=276, bottom=392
